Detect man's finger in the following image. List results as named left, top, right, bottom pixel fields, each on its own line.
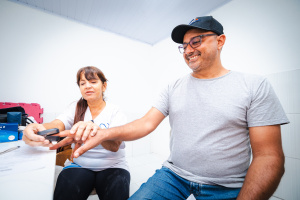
left=50, top=137, right=73, bottom=150
left=42, top=139, right=53, bottom=147
left=55, top=130, right=71, bottom=138
left=72, top=142, right=82, bottom=159
left=73, top=138, right=100, bottom=158
left=73, top=143, right=91, bottom=158
left=73, top=145, right=87, bottom=158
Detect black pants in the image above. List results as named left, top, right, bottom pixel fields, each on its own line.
left=54, top=168, right=130, bottom=200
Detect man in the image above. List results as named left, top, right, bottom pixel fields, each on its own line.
left=56, top=16, right=289, bottom=199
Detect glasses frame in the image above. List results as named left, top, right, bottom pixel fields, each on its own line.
left=178, top=33, right=217, bottom=54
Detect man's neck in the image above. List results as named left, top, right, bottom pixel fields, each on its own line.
left=191, top=65, right=229, bottom=79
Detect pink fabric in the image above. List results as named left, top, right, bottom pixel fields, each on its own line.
left=0, top=102, right=43, bottom=123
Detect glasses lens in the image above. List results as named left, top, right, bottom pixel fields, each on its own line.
left=178, top=46, right=184, bottom=54
left=190, top=37, right=201, bottom=48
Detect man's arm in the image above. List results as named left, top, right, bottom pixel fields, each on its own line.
left=72, top=107, right=165, bottom=158
left=237, top=125, right=285, bottom=200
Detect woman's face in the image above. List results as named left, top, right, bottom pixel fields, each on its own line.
left=79, top=72, right=107, bottom=102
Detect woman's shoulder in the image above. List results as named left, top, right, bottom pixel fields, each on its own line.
left=104, top=102, right=122, bottom=113
left=104, top=102, right=127, bottom=126
left=105, top=101, right=119, bottom=108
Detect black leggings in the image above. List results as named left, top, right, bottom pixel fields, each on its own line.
left=54, top=168, right=130, bottom=200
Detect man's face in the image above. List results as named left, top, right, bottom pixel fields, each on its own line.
left=182, top=29, right=219, bottom=73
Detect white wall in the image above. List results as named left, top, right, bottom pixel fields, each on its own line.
left=212, top=1, right=300, bottom=199
left=1, top=0, right=299, bottom=198
left=266, top=70, right=300, bottom=200
left=0, top=0, right=156, bottom=157
left=214, top=0, right=300, bottom=75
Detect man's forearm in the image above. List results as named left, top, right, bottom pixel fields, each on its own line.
left=237, top=155, right=285, bottom=200
left=72, top=118, right=155, bottom=157
left=73, top=108, right=165, bottom=158
left=102, top=117, right=156, bottom=142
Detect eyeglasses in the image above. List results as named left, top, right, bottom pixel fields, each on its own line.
left=178, top=33, right=217, bottom=54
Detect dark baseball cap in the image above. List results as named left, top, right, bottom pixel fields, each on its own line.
left=171, top=16, right=224, bottom=44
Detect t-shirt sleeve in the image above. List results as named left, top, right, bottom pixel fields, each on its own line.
left=56, top=102, right=77, bottom=130
left=247, top=78, right=289, bottom=127
left=153, top=84, right=170, bottom=117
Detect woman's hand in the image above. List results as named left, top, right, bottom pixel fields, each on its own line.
left=23, top=123, right=53, bottom=147
left=70, top=121, right=122, bottom=152
left=70, top=121, right=99, bottom=141
left=22, top=119, right=65, bottom=148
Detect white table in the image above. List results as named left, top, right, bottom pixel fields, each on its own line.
left=0, top=140, right=56, bottom=200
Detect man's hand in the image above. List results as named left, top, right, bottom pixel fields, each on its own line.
left=72, top=129, right=106, bottom=158
left=50, top=130, right=77, bottom=149
left=23, top=123, right=52, bottom=147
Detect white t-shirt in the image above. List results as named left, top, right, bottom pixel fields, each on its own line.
left=56, top=101, right=128, bottom=172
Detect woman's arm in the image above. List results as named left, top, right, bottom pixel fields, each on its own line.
left=101, top=140, right=122, bottom=152
left=23, top=119, right=65, bottom=147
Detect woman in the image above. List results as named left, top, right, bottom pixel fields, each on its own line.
left=23, top=66, right=130, bottom=200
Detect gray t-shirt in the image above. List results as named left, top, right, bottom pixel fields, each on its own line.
left=153, top=71, right=289, bottom=188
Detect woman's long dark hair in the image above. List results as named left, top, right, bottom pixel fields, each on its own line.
left=73, top=66, right=107, bottom=124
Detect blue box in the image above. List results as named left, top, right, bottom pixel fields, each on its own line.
left=0, top=123, right=18, bottom=132
left=18, top=131, right=23, bottom=140
left=0, top=130, right=18, bottom=143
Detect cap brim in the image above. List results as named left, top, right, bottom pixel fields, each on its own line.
left=171, top=24, right=212, bottom=44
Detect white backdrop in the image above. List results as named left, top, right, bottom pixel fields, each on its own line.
left=1, top=1, right=300, bottom=198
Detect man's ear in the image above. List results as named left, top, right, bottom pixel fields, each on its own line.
left=217, top=34, right=226, bottom=50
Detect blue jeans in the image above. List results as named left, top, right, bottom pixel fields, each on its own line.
left=129, top=167, right=241, bottom=200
